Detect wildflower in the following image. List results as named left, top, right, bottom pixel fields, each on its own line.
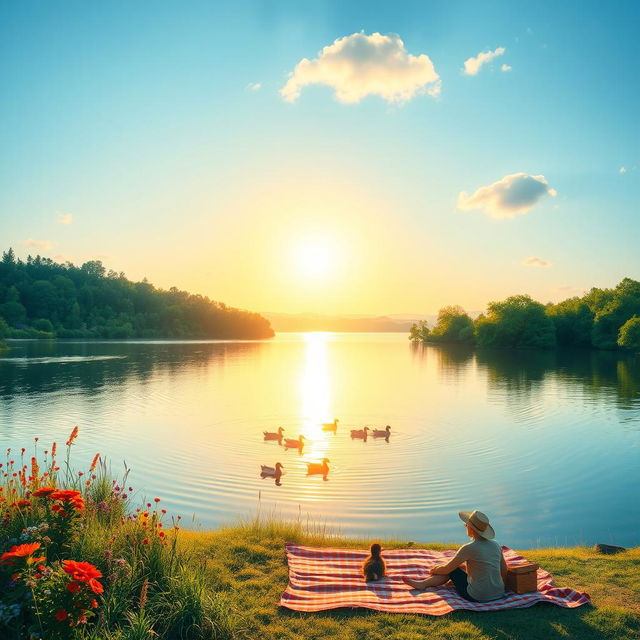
left=66, top=426, right=79, bottom=446
left=49, top=489, right=81, bottom=501
left=142, top=538, right=149, bottom=545
left=1, top=542, right=42, bottom=565
left=33, top=486, right=57, bottom=497
left=54, top=609, right=68, bottom=621
left=16, top=499, right=31, bottom=508
left=66, top=581, right=82, bottom=594
left=63, top=560, right=104, bottom=592
left=51, top=442, right=57, bottom=457
left=88, top=578, right=104, bottom=594
left=90, top=453, right=100, bottom=471
left=154, top=497, right=160, bottom=503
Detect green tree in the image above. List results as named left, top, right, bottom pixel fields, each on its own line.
left=428, top=305, right=475, bottom=344
left=409, top=320, right=430, bottom=342
left=475, top=295, right=556, bottom=349
left=546, top=298, right=594, bottom=347
left=590, top=279, right=640, bottom=349
left=0, top=285, right=27, bottom=326
left=618, top=316, right=640, bottom=351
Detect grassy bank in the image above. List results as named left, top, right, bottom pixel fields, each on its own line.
left=2, top=433, right=639, bottom=639
left=181, top=520, right=640, bottom=640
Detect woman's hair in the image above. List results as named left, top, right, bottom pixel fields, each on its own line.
left=370, top=543, right=382, bottom=556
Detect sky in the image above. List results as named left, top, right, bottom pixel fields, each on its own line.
left=1, top=0, right=639, bottom=316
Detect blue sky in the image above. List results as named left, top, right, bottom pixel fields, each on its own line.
left=1, top=1, right=638, bottom=314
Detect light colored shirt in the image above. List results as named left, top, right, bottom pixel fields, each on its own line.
left=452, top=538, right=505, bottom=602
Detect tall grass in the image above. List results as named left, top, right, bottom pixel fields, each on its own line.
left=0, top=428, right=235, bottom=640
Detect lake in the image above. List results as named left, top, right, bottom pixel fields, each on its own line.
left=1, top=334, right=639, bottom=549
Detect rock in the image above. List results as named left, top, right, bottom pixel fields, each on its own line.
left=594, top=543, right=626, bottom=555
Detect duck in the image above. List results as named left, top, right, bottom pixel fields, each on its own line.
left=284, top=435, right=305, bottom=449
left=321, top=419, right=339, bottom=432
left=350, top=427, right=370, bottom=440
left=306, top=458, right=330, bottom=476
left=263, top=426, right=284, bottom=441
left=260, top=462, right=284, bottom=480
left=372, top=425, right=391, bottom=438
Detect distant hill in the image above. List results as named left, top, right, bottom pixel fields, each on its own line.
left=264, top=312, right=436, bottom=333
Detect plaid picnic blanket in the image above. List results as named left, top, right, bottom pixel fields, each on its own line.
left=279, top=543, right=591, bottom=615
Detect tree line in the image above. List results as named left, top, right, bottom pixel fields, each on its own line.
left=0, top=248, right=274, bottom=340
left=409, top=278, right=640, bottom=352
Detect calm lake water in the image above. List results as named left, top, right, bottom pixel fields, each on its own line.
left=1, top=334, right=639, bottom=549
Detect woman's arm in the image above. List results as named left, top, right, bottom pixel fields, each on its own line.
left=500, top=552, right=508, bottom=584
left=431, top=547, right=467, bottom=575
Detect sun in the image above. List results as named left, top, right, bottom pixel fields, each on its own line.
left=293, top=238, right=336, bottom=279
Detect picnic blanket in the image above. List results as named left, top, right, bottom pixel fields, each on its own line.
left=279, top=543, right=591, bottom=615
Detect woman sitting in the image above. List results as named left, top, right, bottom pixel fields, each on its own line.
left=402, top=510, right=506, bottom=602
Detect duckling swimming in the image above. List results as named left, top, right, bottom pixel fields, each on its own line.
left=284, top=435, right=305, bottom=450
left=350, top=427, right=369, bottom=440
left=363, top=543, right=386, bottom=581
left=372, top=425, right=391, bottom=441
left=306, top=458, right=330, bottom=480
left=260, top=462, right=284, bottom=485
left=321, top=419, right=339, bottom=432
left=263, top=426, right=284, bottom=441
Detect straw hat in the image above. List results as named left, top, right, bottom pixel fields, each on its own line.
left=459, top=510, right=495, bottom=540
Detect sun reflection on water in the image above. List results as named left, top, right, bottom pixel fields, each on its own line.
left=298, top=332, right=333, bottom=492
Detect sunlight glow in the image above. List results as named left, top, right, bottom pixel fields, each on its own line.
left=293, top=238, right=336, bottom=279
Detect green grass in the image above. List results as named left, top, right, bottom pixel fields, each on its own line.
left=178, top=517, right=640, bottom=640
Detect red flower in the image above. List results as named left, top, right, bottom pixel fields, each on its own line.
left=66, top=581, right=82, bottom=594
left=0, top=542, right=42, bottom=565
left=88, top=578, right=104, bottom=594
left=66, top=426, right=79, bottom=446
left=90, top=598, right=98, bottom=608
left=15, top=499, right=31, bottom=508
left=62, top=560, right=103, bottom=583
left=142, top=538, right=149, bottom=545
left=54, top=609, right=68, bottom=621
left=49, top=490, right=82, bottom=502
left=33, top=486, right=57, bottom=497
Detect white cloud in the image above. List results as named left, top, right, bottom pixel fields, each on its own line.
left=501, top=63, right=512, bottom=72
left=463, top=47, right=506, bottom=75
left=280, top=31, right=440, bottom=104
left=457, top=172, right=557, bottom=218
left=619, top=166, right=627, bottom=174
left=522, top=256, right=551, bottom=268
left=58, top=213, right=73, bottom=224
left=25, top=238, right=53, bottom=251
left=247, top=82, right=262, bottom=91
